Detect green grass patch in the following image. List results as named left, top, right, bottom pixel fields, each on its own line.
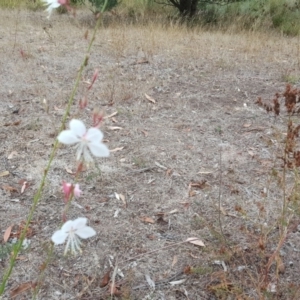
left=199, top=0, right=300, bottom=35
left=1, top=0, right=300, bottom=35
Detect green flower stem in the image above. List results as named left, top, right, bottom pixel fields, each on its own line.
left=0, top=2, right=108, bottom=294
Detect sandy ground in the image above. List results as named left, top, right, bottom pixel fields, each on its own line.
left=1, top=8, right=300, bottom=299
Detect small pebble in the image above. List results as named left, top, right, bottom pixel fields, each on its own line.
left=280, top=250, right=286, bottom=256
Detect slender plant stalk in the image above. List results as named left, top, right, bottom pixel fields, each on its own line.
left=280, top=115, right=290, bottom=236
left=217, top=144, right=233, bottom=253
left=13, top=7, right=19, bottom=50
left=0, top=0, right=108, bottom=295
left=32, top=174, right=81, bottom=299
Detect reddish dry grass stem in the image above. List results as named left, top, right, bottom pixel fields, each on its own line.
left=256, top=84, right=300, bottom=168
left=256, top=84, right=300, bottom=116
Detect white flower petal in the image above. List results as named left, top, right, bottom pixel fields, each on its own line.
left=58, top=130, right=80, bottom=144
left=86, top=127, right=104, bottom=141
left=72, top=217, right=87, bottom=229
left=52, top=218, right=96, bottom=255
left=57, top=120, right=110, bottom=162
left=43, top=0, right=60, bottom=7
left=43, top=0, right=60, bottom=17
left=88, top=141, right=110, bottom=157
left=61, top=219, right=76, bottom=232
left=49, top=2, right=60, bottom=8
left=72, top=217, right=96, bottom=238
left=52, top=230, right=68, bottom=244
left=76, top=226, right=96, bottom=239
left=69, top=120, right=86, bottom=138
left=42, top=0, right=57, bottom=4
left=74, top=184, right=82, bottom=198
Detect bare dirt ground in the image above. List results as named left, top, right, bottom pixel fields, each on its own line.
left=1, top=8, right=300, bottom=300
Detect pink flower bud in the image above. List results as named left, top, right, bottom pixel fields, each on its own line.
left=62, top=181, right=82, bottom=203
left=92, top=108, right=104, bottom=128
left=79, top=96, right=88, bottom=109
left=88, top=69, right=99, bottom=91
left=58, top=0, right=71, bottom=11
left=62, top=181, right=72, bottom=203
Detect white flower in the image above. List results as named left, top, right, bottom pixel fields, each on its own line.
left=42, top=0, right=61, bottom=18
left=57, top=119, right=109, bottom=162
left=51, top=218, right=96, bottom=255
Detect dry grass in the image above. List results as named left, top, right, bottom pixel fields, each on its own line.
left=1, top=8, right=300, bottom=299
